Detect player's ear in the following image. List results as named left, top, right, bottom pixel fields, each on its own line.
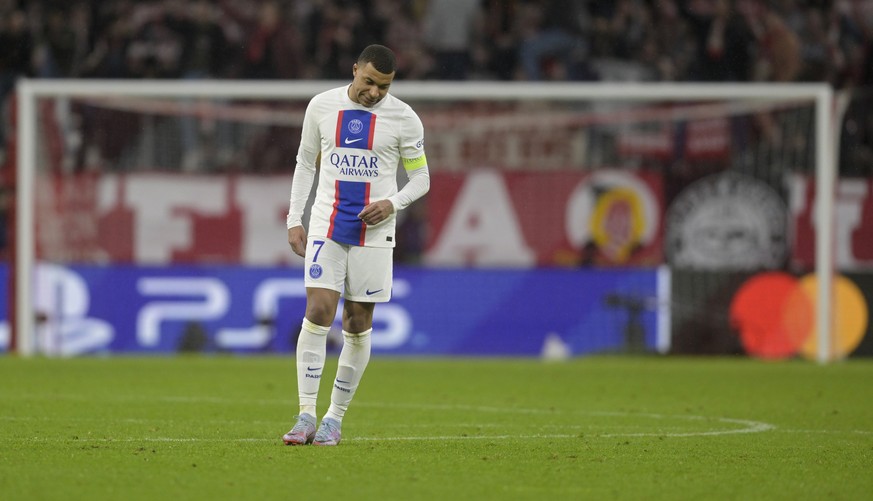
left=352, top=63, right=358, bottom=78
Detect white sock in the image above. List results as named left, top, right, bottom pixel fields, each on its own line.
left=325, top=329, right=371, bottom=423
left=296, top=318, right=330, bottom=416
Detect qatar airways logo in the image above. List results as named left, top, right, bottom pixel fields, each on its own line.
left=328, top=152, right=380, bottom=177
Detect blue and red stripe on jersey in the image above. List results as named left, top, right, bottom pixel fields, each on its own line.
left=335, top=110, right=377, bottom=150
left=327, top=180, right=370, bottom=246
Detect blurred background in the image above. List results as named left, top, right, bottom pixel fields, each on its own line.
left=1, top=0, right=872, bottom=360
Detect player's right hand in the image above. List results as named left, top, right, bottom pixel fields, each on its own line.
left=288, top=226, right=307, bottom=258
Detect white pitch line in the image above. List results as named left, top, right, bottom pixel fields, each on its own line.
left=600, top=417, right=775, bottom=437
left=0, top=431, right=734, bottom=444
left=3, top=437, right=274, bottom=443
left=0, top=415, right=777, bottom=442
left=775, top=428, right=873, bottom=435
left=358, top=402, right=778, bottom=437
left=0, top=395, right=784, bottom=439
left=7, top=422, right=872, bottom=443
left=2, top=425, right=870, bottom=444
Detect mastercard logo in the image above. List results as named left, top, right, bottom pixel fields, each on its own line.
left=729, top=272, right=868, bottom=360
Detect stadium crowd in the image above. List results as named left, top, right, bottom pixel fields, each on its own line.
left=0, top=0, right=871, bottom=87
left=0, top=0, right=871, bottom=172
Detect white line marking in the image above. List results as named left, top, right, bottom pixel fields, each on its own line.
left=4, top=425, right=871, bottom=444
left=22, top=394, right=866, bottom=440
left=775, top=428, right=873, bottom=435
left=0, top=401, right=779, bottom=440
left=358, top=402, right=778, bottom=437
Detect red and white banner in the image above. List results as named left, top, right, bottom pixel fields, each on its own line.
left=787, top=174, right=873, bottom=270
left=35, top=170, right=665, bottom=268
left=423, top=169, right=664, bottom=266
left=43, top=170, right=873, bottom=270
left=37, top=173, right=299, bottom=266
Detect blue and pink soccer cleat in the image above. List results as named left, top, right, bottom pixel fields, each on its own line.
left=312, top=417, right=342, bottom=446
left=282, top=414, right=316, bottom=445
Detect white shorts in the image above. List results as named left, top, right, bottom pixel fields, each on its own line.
left=303, top=236, right=393, bottom=302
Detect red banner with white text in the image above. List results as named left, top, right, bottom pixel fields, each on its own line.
left=33, top=170, right=665, bottom=268
left=422, top=169, right=664, bottom=267
left=787, top=174, right=873, bottom=270
left=32, top=171, right=873, bottom=270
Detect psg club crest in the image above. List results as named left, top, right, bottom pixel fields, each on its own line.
left=309, top=264, right=323, bottom=279
left=348, top=119, right=364, bottom=134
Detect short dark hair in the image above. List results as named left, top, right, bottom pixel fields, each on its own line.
left=357, top=44, right=396, bottom=74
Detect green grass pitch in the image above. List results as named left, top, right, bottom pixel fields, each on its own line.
left=1, top=355, right=871, bottom=500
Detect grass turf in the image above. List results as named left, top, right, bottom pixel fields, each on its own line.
left=0, top=355, right=871, bottom=500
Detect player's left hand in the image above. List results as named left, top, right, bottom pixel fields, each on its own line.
left=358, top=200, right=394, bottom=226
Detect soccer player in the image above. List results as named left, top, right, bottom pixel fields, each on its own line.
left=282, top=44, right=430, bottom=446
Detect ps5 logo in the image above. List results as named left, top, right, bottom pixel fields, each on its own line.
left=31, top=263, right=114, bottom=356
left=20, top=265, right=413, bottom=355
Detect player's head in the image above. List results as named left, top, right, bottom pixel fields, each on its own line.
left=349, top=44, right=396, bottom=108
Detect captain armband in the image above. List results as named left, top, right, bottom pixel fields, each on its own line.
left=402, top=154, right=427, bottom=171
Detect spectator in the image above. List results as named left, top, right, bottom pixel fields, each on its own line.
left=517, top=0, right=592, bottom=81
left=741, top=0, right=802, bottom=82
left=0, top=8, right=34, bottom=144
left=681, top=0, right=754, bottom=82
left=478, top=0, right=522, bottom=80
left=0, top=8, right=33, bottom=86
left=375, top=0, right=433, bottom=80
left=165, top=0, right=229, bottom=79
left=79, top=17, right=133, bottom=79
left=830, top=0, right=871, bottom=87
left=421, top=0, right=481, bottom=80
left=645, top=0, right=695, bottom=81
left=308, top=1, right=367, bottom=80
left=164, top=0, right=232, bottom=170
left=125, top=4, right=184, bottom=80
left=225, top=0, right=304, bottom=80
left=591, top=0, right=650, bottom=60
left=36, top=5, right=82, bottom=78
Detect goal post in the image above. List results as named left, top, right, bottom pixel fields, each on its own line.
left=13, top=79, right=837, bottom=361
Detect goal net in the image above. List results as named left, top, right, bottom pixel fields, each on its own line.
left=10, top=80, right=841, bottom=361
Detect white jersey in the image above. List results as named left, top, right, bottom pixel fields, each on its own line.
left=291, top=85, right=428, bottom=248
